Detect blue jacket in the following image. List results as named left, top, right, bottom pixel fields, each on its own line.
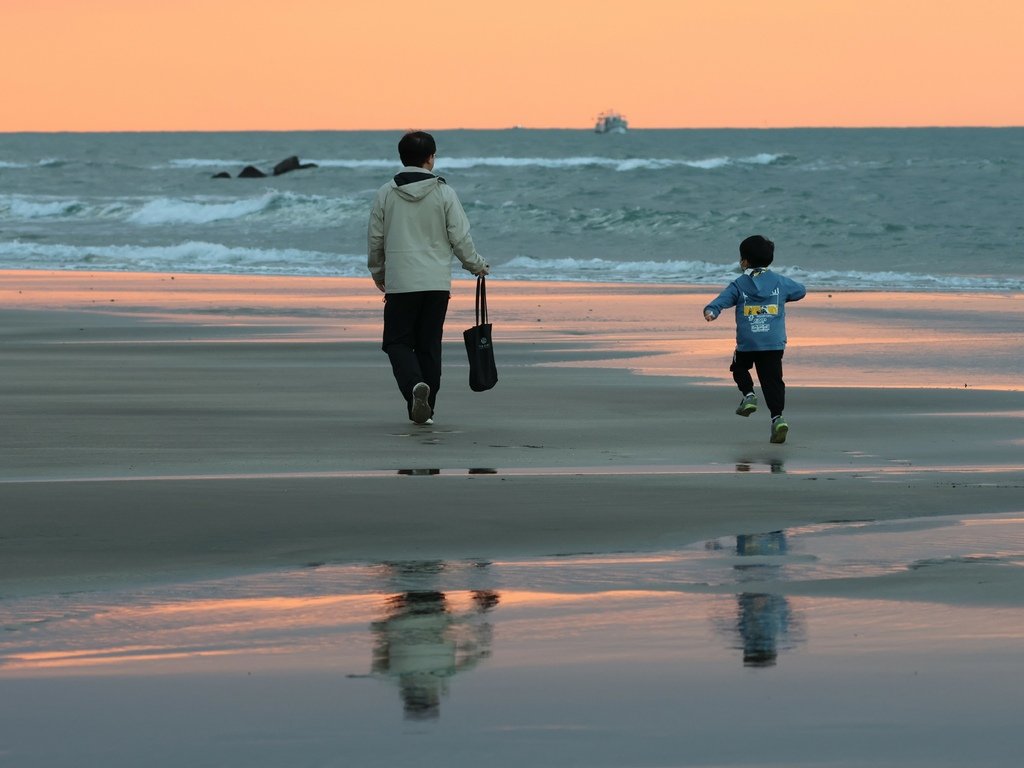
left=704, top=270, right=806, bottom=351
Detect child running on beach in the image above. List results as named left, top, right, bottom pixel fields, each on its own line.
left=703, top=235, right=806, bottom=444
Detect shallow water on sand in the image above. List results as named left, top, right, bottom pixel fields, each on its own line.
left=2, top=513, right=1023, bottom=767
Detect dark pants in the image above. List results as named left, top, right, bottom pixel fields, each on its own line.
left=731, top=349, right=785, bottom=418
left=382, top=291, right=450, bottom=416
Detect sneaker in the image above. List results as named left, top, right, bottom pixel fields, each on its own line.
left=410, top=382, right=432, bottom=424
left=770, top=416, right=789, bottom=444
left=735, top=393, right=758, bottom=417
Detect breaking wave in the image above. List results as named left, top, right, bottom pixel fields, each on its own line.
left=0, top=240, right=366, bottom=276
left=157, top=153, right=794, bottom=173
left=128, top=194, right=282, bottom=225
left=498, top=255, right=1023, bottom=291
left=1, top=241, right=1019, bottom=292
left=314, top=153, right=793, bottom=172
left=0, top=195, right=91, bottom=219
left=1, top=192, right=367, bottom=226
left=126, top=191, right=366, bottom=225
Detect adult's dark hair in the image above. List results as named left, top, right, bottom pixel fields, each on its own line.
left=398, top=131, right=436, bottom=167
left=740, top=235, right=775, bottom=268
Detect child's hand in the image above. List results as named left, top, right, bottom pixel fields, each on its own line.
left=704, top=309, right=717, bottom=322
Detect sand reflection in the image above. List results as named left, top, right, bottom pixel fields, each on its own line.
left=735, top=459, right=786, bottom=474
left=3, top=515, right=1021, bottom=684
left=708, top=531, right=806, bottom=667
left=732, top=532, right=805, bottom=667
left=367, top=561, right=499, bottom=719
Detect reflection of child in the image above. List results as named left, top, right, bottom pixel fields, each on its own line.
left=704, top=236, right=805, bottom=443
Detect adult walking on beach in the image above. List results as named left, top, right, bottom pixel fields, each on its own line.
left=367, top=131, right=490, bottom=424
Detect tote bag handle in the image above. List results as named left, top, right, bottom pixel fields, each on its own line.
left=475, top=274, right=488, bottom=326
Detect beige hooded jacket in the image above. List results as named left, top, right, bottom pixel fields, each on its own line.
left=367, top=168, right=488, bottom=294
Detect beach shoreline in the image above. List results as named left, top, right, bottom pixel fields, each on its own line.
left=1, top=270, right=1021, bottom=597
left=2, top=269, right=1023, bottom=768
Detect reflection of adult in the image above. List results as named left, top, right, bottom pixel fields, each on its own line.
left=370, top=590, right=497, bottom=720
left=367, top=131, right=489, bottom=425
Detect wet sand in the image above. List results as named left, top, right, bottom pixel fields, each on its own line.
left=2, top=271, right=1023, bottom=767
left=1, top=270, right=1022, bottom=596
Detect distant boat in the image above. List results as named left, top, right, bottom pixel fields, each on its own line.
left=594, top=110, right=628, bottom=134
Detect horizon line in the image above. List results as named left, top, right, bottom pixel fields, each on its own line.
left=3, top=124, right=1023, bottom=135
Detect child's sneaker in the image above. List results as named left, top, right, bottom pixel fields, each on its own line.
left=410, top=382, right=432, bottom=424
left=735, top=393, right=758, bottom=417
left=770, top=416, right=789, bottom=444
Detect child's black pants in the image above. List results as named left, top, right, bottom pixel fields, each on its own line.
left=731, top=349, right=785, bottom=418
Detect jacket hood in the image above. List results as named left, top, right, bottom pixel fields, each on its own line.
left=391, top=167, right=445, bottom=201
left=737, top=269, right=785, bottom=302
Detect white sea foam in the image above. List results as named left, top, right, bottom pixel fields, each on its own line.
left=156, top=153, right=790, bottom=174
left=499, top=255, right=1023, bottom=291
left=127, top=191, right=367, bottom=226
left=3, top=158, right=66, bottom=168
left=128, top=194, right=280, bottom=225
left=165, top=158, right=261, bottom=169
left=2, top=240, right=1016, bottom=291
left=2, top=191, right=366, bottom=226
left=0, top=240, right=366, bottom=276
left=3, top=157, right=67, bottom=169
left=1, top=195, right=138, bottom=221
left=1, top=195, right=86, bottom=219
left=311, top=156, right=611, bottom=170
left=306, top=158, right=399, bottom=170
left=132, top=191, right=366, bottom=227
left=310, top=154, right=790, bottom=172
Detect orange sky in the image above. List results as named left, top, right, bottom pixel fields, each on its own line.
left=3, top=0, right=1022, bottom=131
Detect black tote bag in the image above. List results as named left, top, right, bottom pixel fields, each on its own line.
left=463, top=275, right=498, bottom=392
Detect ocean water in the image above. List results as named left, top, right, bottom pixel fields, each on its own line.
left=0, top=128, right=1021, bottom=291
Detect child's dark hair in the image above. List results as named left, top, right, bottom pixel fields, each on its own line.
left=740, top=235, right=775, bottom=268
left=398, top=131, right=436, bottom=167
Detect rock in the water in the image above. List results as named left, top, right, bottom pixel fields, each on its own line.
left=238, top=165, right=267, bottom=178
left=273, top=155, right=318, bottom=175
left=211, top=171, right=231, bottom=179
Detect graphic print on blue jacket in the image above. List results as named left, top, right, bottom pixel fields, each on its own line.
left=704, top=269, right=807, bottom=351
